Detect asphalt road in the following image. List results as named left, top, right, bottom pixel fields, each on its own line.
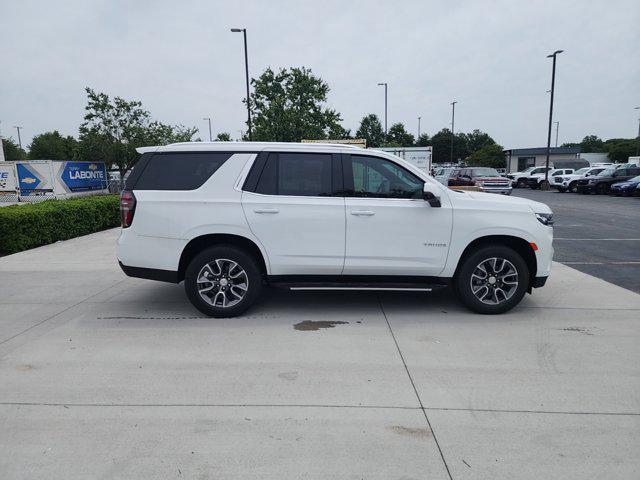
left=512, top=188, right=640, bottom=293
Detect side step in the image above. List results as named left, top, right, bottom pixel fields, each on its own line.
left=268, top=276, right=450, bottom=293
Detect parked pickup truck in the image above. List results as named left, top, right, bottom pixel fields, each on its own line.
left=448, top=167, right=512, bottom=195
left=525, top=168, right=574, bottom=189
left=506, top=166, right=552, bottom=188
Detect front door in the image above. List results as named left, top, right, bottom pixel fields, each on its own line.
left=242, top=152, right=345, bottom=275
left=342, top=154, right=453, bottom=276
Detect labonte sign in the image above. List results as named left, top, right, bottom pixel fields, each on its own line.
left=56, top=161, right=108, bottom=192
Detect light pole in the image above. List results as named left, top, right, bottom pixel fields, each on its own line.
left=231, top=28, right=252, bottom=140
left=13, top=126, right=23, bottom=150
left=203, top=117, right=212, bottom=141
left=450, top=101, right=457, bottom=164
left=554, top=121, right=559, bottom=147
left=417, top=116, right=421, bottom=139
left=377, top=82, right=388, bottom=140
left=635, top=107, right=640, bottom=156
left=543, top=50, right=563, bottom=189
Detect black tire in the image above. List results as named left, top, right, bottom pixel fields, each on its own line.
left=516, top=178, right=527, bottom=188
left=184, top=246, right=262, bottom=318
left=595, top=183, right=609, bottom=195
left=557, top=187, right=566, bottom=193
left=454, top=246, right=529, bottom=314
left=568, top=181, right=577, bottom=193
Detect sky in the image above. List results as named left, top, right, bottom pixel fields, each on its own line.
left=1, top=0, right=639, bottom=150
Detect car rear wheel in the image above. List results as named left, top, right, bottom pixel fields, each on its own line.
left=455, top=246, right=529, bottom=314
left=516, top=178, right=527, bottom=188
left=185, top=246, right=262, bottom=318
left=568, top=181, right=577, bottom=193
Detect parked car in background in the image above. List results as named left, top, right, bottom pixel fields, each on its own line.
left=576, top=167, right=640, bottom=194
left=448, top=167, right=512, bottom=195
left=117, top=142, right=553, bottom=316
left=434, top=167, right=455, bottom=186
left=610, top=175, right=640, bottom=196
left=507, top=166, right=552, bottom=188
left=526, top=168, right=574, bottom=189
left=555, top=167, right=607, bottom=192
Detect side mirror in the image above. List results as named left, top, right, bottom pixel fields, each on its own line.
left=423, top=189, right=441, bottom=208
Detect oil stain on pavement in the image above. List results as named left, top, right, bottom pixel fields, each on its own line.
left=293, top=320, right=348, bottom=331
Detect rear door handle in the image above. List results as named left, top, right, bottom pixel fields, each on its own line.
left=350, top=210, right=375, bottom=216
left=253, top=208, right=279, bottom=214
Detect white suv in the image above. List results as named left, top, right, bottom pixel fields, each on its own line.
left=117, top=142, right=554, bottom=317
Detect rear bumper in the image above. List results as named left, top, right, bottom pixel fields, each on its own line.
left=119, top=261, right=179, bottom=283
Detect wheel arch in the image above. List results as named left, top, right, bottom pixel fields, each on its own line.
left=454, top=235, right=537, bottom=290
left=178, top=234, right=268, bottom=282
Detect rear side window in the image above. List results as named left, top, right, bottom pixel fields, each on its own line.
left=133, top=152, right=232, bottom=190
left=252, top=152, right=334, bottom=196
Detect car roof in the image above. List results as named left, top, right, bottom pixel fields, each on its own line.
left=136, top=141, right=362, bottom=154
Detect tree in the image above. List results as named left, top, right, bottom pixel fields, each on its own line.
left=28, top=131, right=77, bottom=160
left=463, top=129, right=495, bottom=153
left=604, top=138, right=636, bottom=163
left=579, top=135, right=605, bottom=153
left=386, top=122, right=414, bottom=147
left=466, top=143, right=506, bottom=169
left=249, top=67, right=345, bottom=142
left=415, top=133, right=431, bottom=147
left=215, top=132, right=231, bottom=141
left=355, top=114, right=385, bottom=147
left=1, top=137, right=27, bottom=161
left=76, top=87, right=197, bottom=174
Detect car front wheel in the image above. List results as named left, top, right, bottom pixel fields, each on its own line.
left=455, top=246, right=529, bottom=314
left=185, top=246, right=262, bottom=318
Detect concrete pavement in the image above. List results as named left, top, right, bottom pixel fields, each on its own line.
left=1, top=228, right=639, bottom=479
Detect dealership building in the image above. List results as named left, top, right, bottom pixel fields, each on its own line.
left=504, top=146, right=582, bottom=173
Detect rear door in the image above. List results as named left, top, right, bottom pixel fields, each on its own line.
left=342, top=154, right=452, bottom=276
left=242, top=151, right=345, bottom=275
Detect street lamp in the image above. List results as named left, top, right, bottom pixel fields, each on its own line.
left=450, top=101, right=457, bottom=163
left=543, top=50, right=563, bottom=189
left=203, top=117, right=212, bottom=142
left=231, top=28, right=252, bottom=140
left=635, top=107, right=640, bottom=156
left=554, top=121, right=559, bottom=147
left=417, top=116, right=421, bottom=139
left=13, top=126, right=23, bottom=150
left=377, top=82, right=388, bottom=139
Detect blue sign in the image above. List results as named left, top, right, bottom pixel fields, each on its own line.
left=16, top=163, right=45, bottom=194
left=60, top=162, right=107, bottom=191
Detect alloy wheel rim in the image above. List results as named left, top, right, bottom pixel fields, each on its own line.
left=470, top=257, right=519, bottom=305
left=197, top=259, right=248, bottom=308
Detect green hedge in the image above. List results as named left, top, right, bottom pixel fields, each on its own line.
left=0, top=195, right=120, bottom=254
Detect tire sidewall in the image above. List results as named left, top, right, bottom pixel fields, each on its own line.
left=184, top=246, right=262, bottom=318
left=455, top=246, right=529, bottom=314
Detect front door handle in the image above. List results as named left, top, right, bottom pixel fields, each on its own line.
left=253, top=208, right=279, bottom=214
left=350, top=210, right=375, bottom=216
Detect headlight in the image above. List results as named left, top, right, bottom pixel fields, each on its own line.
left=535, top=213, right=554, bottom=226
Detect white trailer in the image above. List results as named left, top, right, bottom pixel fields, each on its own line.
left=375, top=146, right=433, bottom=173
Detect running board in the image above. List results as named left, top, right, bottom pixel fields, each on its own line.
left=268, top=276, right=450, bottom=293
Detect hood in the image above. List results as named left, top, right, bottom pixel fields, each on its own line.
left=474, top=176, right=509, bottom=182
left=449, top=190, right=552, bottom=214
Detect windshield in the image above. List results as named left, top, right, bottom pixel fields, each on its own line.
left=574, top=168, right=589, bottom=174
left=597, top=169, right=615, bottom=177
left=519, top=167, right=534, bottom=174
left=629, top=175, right=640, bottom=182
left=472, top=168, right=500, bottom=177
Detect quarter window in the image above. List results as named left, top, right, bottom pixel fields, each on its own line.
left=133, top=152, right=231, bottom=190
left=347, top=155, right=424, bottom=199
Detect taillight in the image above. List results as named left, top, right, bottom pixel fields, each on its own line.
left=120, top=190, right=136, bottom=228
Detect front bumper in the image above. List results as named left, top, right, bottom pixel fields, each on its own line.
left=479, top=186, right=512, bottom=195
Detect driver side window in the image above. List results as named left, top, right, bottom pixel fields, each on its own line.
left=348, top=155, right=424, bottom=199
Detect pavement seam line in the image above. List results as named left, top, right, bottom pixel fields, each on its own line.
left=377, top=294, right=454, bottom=480
left=0, top=279, right=127, bottom=347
